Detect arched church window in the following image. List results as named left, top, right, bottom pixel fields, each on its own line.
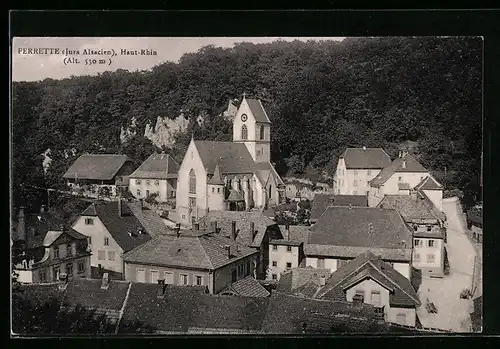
left=260, top=125, right=265, bottom=140
left=189, top=169, right=196, bottom=194
left=269, top=185, right=272, bottom=198
left=241, top=125, right=248, bottom=140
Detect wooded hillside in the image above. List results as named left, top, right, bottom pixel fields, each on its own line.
left=12, top=37, right=482, bottom=212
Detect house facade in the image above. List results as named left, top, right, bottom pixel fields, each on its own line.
left=176, top=96, right=285, bottom=227
left=71, top=199, right=166, bottom=279
left=122, top=229, right=259, bottom=294
left=334, top=147, right=392, bottom=196
left=128, top=152, right=179, bottom=202
left=63, top=154, right=136, bottom=198
left=267, top=240, right=304, bottom=281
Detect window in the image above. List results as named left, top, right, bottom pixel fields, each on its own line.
left=256, top=149, right=262, bottom=157
left=212, top=187, right=215, bottom=193
left=260, top=125, right=265, bottom=140
left=66, top=262, right=73, bottom=276
left=39, top=269, right=47, bottom=282
left=217, top=188, right=221, bottom=194
left=371, top=291, right=381, bottom=306
left=398, top=176, right=403, bottom=181
left=427, top=225, right=432, bottom=232
left=396, top=313, right=406, bottom=325
left=155, top=180, right=160, bottom=186
left=180, top=274, right=188, bottom=285
left=272, top=245, right=278, bottom=250
left=414, top=239, right=421, bottom=247
left=77, top=261, right=85, bottom=274
left=146, top=190, right=150, bottom=197
left=246, top=261, right=251, bottom=276
left=150, top=270, right=159, bottom=284
left=146, top=180, right=150, bottom=186
left=164, top=271, right=174, bottom=284
left=272, top=274, right=277, bottom=280
left=353, top=180, right=358, bottom=187
left=427, top=254, right=435, bottom=263
left=286, top=262, right=292, bottom=269
left=317, top=258, right=325, bottom=269
left=355, top=289, right=365, bottom=300
left=428, top=239, right=435, bottom=247
left=137, top=189, right=141, bottom=196
left=135, top=179, right=141, bottom=185
left=67, top=244, right=73, bottom=257
left=269, top=185, right=272, bottom=198
left=137, top=269, right=145, bottom=283
left=85, top=218, right=94, bottom=225
left=413, top=225, right=418, bottom=231
left=414, top=253, right=420, bottom=262
left=189, top=169, right=196, bottom=194
left=286, top=246, right=292, bottom=252
left=241, top=125, right=248, bottom=140
left=53, top=246, right=60, bottom=259
left=108, top=251, right=115, bottom=261
left=88, top=237, right=92, bottom=245
left=104, top=237, right=109, bottom=246
left=195, top=275, right=203, bottom=286
left=189, top=197, right=196, bottom=208
left=272, top=261, right=277, bottom=267
left=98, top=250, right=105, bottom=260
left=53, top=266, right=60, bottom=281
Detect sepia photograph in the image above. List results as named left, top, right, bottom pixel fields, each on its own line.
left=10, top=35, right=482, bottom=335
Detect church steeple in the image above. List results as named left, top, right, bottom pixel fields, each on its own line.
left=207, top=162, right=225, bottom=211
left=208, top=163, right=224, bottom=186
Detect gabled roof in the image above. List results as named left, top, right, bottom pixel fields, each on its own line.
left=245, top=98, right=271, bottom=124
left=377, top=194, right=442, bottom=222
left=317, top=251, right=420, bottom=307
left=414, top=175, right=443, bottom=191
left=63, top=154, right=132, bottom=180
left=369, top=154, right=428, bottom=188
left=310, top=194, right=368, bottom=220
left=276, top=267, right=332, bottom=295
left=42, top=228, right=86, bottom=247
left=226, top=189, right=245, bottom=202
left=340, top=148, right=391, bottom=169
left=20, top=212, right=66, bottom=249
left=221, top=276, right=270, bottom=297
left=194, top=141, right=255, bottom=175
left=78, top=200, right=162, bottom=252
left=129, top=152, right=179, bottom=179
left=310, top=206, right=413, bottom=250
left=122, top=232, right=257, bottom=270
left=198, top=211, right=281, bottom=248
left=278, top=225, right=310, bottom=243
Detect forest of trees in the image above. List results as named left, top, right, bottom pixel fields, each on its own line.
left=12, top=37, right=482, bottom=213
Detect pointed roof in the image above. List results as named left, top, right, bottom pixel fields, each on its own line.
left=414, top=175, right=442, bottom=191
left=245, top=98, right=271, bottom=124
left=208, top=163, right=224, bottom=185
left=369, top=154, right=428, bottom=188
left=226, top=189, right=245, bottom=202
left=221, top=276, right=270, bottom=297
left=129, top=152, right=179, bottom=179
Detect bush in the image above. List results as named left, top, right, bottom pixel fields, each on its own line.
left=444, top=189, right=464, bottom=199
left=145, top=192, right=159, bottom=204
left=460, top=288, right=472, bottom=299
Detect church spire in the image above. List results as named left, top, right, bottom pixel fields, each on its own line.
left=208, top=162, right=224, bottom=185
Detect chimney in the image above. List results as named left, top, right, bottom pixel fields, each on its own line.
left=17, top=207, right=26, bottom=242
left=101, top=272, right=110, bottom=290
left=175, top=223, right=181, bottom=238
left=40, top=205, right=46, bottom=213
left=231, top=221, right=237, bottom=241
left=59, top=224, right=66, bottom=233
left=118, top=199, right=122, bottom=217
left=319, top=276, right=326, bottom=286
left=225, top=245, right=231, bottom=259
left=194, top=223, right=200, bottom=231
left=139, top=199, right=144, bottom=210
left=250, top=222, right=256, bottom=240
left=157, top=279, right=166, bottom=299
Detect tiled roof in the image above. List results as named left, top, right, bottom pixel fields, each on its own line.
left=126, top=201, right=171, bottom=238
left=369, top=154, right=428, bottom=188
left=42, top=228, right=86, bottom=247
left=310, top=206, right=413, bottom=249
left=129, top=152, right=179, bottom=179
left=208, top=163, right=224, bottom=185
left=269, top=239, right=302, bottom=246
left=310, top=195, right=368, bottom=220
left=198, top=211, right=282, bottom=248
left=278, top=225, right=310, bottom=243
left=304, top=244, right=412, bottom=262
left=63, top=154, right=132, bottom=180
left=261, top=293, right=379, bottom=333
left=377, top=195, right=442, bottom=222
left=16, top=283, right=66, bottom=307
left=414, top=176, right=442, bottom=191
left=78, top=201, right=158, bottom=252
left=317, top=251, right=420, bottom=307
left=246, top=98, right=271, bottom=123
left=61, top=278, right=130, bottom=311
left=226, top=189, right=245, bottom=202
left=255, top=162, right=285, bottom=186
left=122, top=232, right=258, bottom=270
left=20, top=212, right=66, bottom=249
left=194, top=141, right=255, bottom=175
left=221, top=276, right=270, bottom=297
left=340, top=148, right=391, bottom=169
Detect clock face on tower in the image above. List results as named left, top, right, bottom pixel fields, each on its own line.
left=241, top=114, right=248, bottom=122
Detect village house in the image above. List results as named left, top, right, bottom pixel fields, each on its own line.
left=333, top=147, right=392, bottom=196
left=122, top=227, right=259, bottom=294
left=71, top=199, right=167, bottom=279
left=12, top=207, right=91, bottom=283
left=467, top=205, right=482, bottom=243
left=377, top=192, right=446, bottom=277
left=305, top=206, right=413, bottom=280
left=368, top=151, right=440, bottom=208
left=63, top=154, right=136, bottom=198
left=176, top=96, right=285, bottom=227
left=128, top=152, right=180, bottom=203
left=309, top=194, right=368, bottom=225
left=198, top=211, right=283, bottom=279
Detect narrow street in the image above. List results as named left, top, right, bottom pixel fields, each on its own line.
left=416, top=197, right=477, bottom=332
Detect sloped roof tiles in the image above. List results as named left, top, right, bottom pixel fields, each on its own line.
left=129, top=152, right=179, bottom=179
left=63, top=154, right=132, bottom=180
left=340, top=148, right=391, bottom=169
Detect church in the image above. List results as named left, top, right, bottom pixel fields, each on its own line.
left=176, top=96, right=285, bottom=227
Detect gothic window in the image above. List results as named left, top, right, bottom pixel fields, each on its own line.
left=189, top=169, right=196, bottom=194
left=260, top=125, right=265, bottom=140
left=241, top=125, right=248, bottom=140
